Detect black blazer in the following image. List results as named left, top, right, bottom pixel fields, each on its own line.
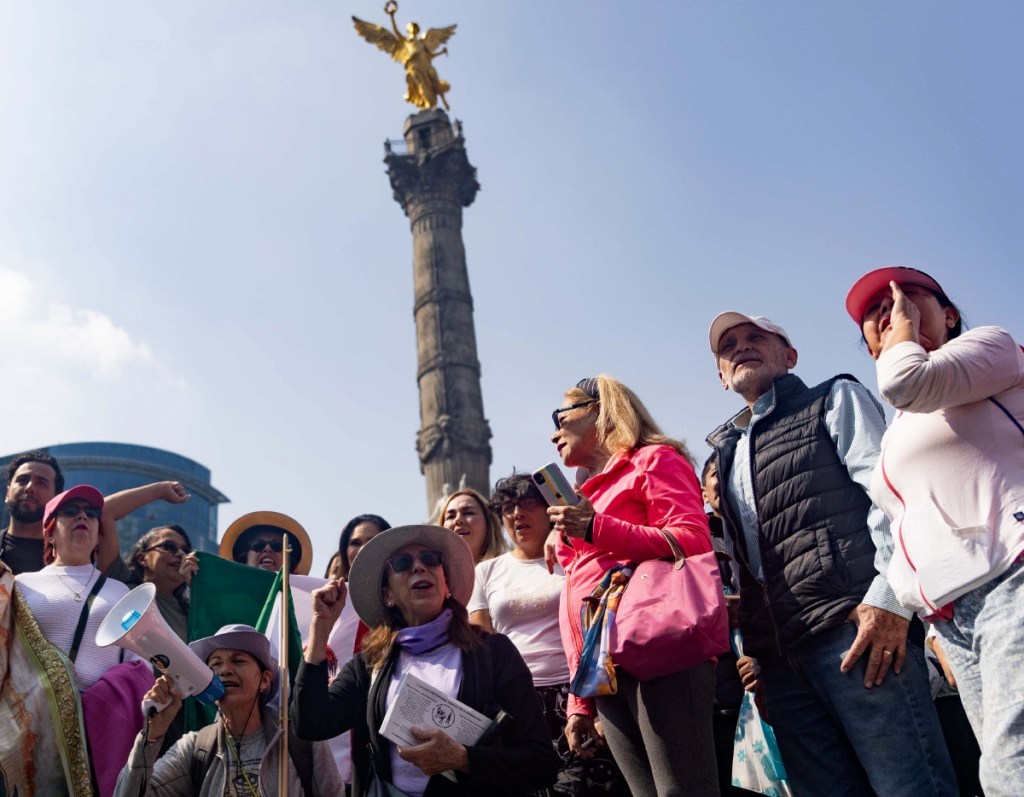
left=292, top=630, right=559, bottom=796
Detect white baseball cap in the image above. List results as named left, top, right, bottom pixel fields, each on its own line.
left=709, top=312, right=792, bottom=356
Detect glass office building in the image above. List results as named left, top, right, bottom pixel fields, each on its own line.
left=1, top=442, right=229, bottom=556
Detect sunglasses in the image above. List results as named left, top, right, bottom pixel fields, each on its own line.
left=56, top=503, right=102, bottom=520
left=249, top=539, right=284, bottom=553
left=551, top=400, right=597, bottom=430
left=387, top=550, right=444, bottom=573
left=144, top=541, right=192, bottom=556
left=500, top=497, right=544, bottom=515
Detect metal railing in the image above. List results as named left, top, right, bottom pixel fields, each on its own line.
left=384, top=120, right=463, bottom=158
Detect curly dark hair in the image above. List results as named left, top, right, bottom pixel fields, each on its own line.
left=4, top=451, right=65, bottom=494
left=488, top=472, right=545, bottom=515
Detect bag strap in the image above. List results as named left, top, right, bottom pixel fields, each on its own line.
left=68, top=573, right=107, bottom=663
left=989, top=397, right=1024, bottom=438
left=190, top=722, right=221, bottom=791
left=656, top=529, right=687, bottom=571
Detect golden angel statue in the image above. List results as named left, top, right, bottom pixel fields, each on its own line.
left=353, top=2, right=457, bottom=111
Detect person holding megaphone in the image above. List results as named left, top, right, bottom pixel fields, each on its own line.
left=114, top=623, right=342, bottom=796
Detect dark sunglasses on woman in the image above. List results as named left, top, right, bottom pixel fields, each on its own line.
left=250, top=539, right=284, bottom=553
left=387, top=550, right=444, bottom=573
left=144, top=541, right=192, bottom=555
left=56, top=504, right=102, bottom=520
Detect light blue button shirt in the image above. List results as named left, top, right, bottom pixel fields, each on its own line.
left=725, top=378, right=911, bottom=620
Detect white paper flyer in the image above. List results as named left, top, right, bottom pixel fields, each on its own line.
left=378, top=672, right=493, bottom=779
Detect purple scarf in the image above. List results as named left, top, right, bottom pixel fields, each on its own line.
left=395, top=608, right=453, bottom=655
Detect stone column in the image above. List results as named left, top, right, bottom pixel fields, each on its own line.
left=385, top=109, right=492, bottom=516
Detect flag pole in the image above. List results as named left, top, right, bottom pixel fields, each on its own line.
left=278, top=533, right=291, bottom=795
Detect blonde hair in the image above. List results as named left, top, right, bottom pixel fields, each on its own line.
left=567, top=374, right=693, bottom=463
left=435, top=488, right=509, bottom=562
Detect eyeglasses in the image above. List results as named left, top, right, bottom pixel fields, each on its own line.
left=500, top=497, right=544, bottom=515
left=144, top=541, right=192, bottom=555
left=56, top=504, right=102, bottom=520
left=387, top=550, right=444, bottom=573
left=249, top=539, right=284, bottom=553
left=551, top=400, right=597, bottom=430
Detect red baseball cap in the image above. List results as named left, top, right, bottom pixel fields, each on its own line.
left=43, top=485, right=104, bottom=526
left=845, top=266, right=947, bottom=325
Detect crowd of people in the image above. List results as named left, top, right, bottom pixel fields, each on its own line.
left=0, top=266, right=1021, bottom=796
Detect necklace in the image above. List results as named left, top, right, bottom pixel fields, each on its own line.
left=55, top=566, right=97, bottom=602
left=224, top=716, right=261, bottom=797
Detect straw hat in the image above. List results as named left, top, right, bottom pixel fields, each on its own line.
left=219, top=511, right=312, bottom=576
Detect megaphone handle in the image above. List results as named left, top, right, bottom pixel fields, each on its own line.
left=142, top=695, right=173, bottom=718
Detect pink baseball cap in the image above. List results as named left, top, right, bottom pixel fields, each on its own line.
left=43, top=485, right=104, bottom=526
left=709, top=312, right=792, bottom=356
left=845, top=266, right=946, bottom=325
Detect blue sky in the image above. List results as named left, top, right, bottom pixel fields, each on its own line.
left=2, top=2, right=1021, bottom=574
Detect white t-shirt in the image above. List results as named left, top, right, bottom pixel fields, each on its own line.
left=468, top=554, right=568, bottom=686
left=17, top=563, right=136, bottom=690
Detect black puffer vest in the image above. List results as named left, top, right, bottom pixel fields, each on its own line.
left=707, top=374, right=878, bottom=657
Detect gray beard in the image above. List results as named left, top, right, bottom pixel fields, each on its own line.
left=729, top=370, right=775, bottom=404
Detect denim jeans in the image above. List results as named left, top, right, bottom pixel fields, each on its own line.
left=758, top=621, right=956, bottom=797
left=934, top=558, right=1024, bottom=796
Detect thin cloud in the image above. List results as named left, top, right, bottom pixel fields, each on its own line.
left=0, top=269, right=154, bottom=377
left=0, top=266, right=192, bottom=448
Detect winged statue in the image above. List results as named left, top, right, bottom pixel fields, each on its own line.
left=353, top=2, right=457, bottom=110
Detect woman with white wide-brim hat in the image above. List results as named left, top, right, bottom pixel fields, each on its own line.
left=293, top=524, right=559, bottom=797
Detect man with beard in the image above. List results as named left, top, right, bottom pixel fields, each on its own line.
left=1, top=451, right=64, bottom=574
left=705, top=312, right=956, bottom=797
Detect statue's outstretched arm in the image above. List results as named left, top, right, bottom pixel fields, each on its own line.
left=384, top=0, right=402, bottom=38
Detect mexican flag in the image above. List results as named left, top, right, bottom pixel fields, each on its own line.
left=184, top=552, right=303, bottom=730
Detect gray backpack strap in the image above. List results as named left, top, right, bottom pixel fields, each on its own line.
left=190, top=723, right=222, bottom=792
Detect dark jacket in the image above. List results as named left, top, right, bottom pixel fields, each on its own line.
left=292, top=630, right=558, bottom=797
left=707, top=374, right=878, bottom=657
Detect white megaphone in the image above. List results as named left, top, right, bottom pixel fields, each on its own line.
left=96, top=582, right=224, bottom=717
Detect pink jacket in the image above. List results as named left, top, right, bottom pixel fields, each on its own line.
left=556, top=444, right=712, bottom=718
left=871, top=326, right=1024, bottom=615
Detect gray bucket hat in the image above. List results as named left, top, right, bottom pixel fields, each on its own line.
left=189, top=624, right=279, bottom=703
left=347, top=524, right=475, bottom=628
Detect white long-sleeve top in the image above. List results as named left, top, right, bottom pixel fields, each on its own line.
left=16, top=564, right=136, bottom=689
left=869, top=326, right=1024, bottom=614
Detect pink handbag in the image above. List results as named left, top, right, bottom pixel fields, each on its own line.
left=610, top=530, right=730, bottom=681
